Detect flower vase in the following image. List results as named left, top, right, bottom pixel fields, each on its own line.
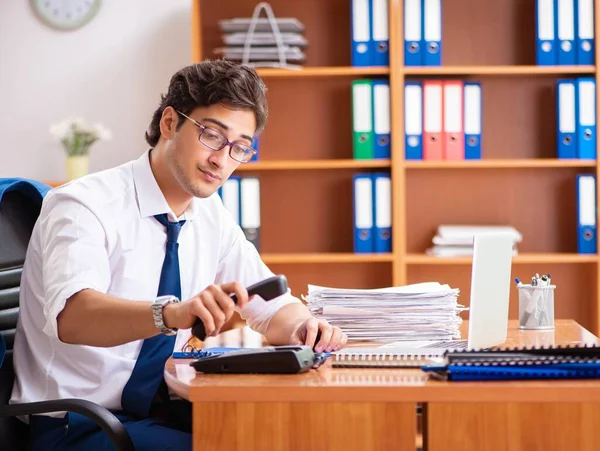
left=65, top=155, right=89, bottom=180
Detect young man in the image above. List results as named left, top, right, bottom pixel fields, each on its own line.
left=11, top=60, right=347, bottom=450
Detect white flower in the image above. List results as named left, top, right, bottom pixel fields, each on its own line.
left=93, top=123, right=112, bottom=141
left=49, top=120, right=71, bottom=140
left=50, top=116, right=112, bottom=156
left=71, top=116, right=87, bottom=130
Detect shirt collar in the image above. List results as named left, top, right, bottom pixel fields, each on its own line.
left=132, top=149, right=201, bottom=222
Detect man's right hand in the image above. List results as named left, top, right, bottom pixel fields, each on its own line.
left=162, top=282, right=251, bottom=337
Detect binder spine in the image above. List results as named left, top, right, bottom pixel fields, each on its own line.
left=351, top=0, right=371, bottom=67
left=576, top=0, right=595, bottom=65
left=373, top=80, right=391, bottom=159
left=423, top=80, right=444, bottom=160
left=353, top=174, right=374, bottom=253
left=371, top=0, right=389, bottom=67
left=372, top=173, right=392, bottom=253
left=557, top=0, right=576, bottom=65
left=404, top=82, right=423, bottom=160
left=404, top=0, right=422, bottom=66
left=352, top=80, right=375, bottom=159
left=464, top=82, right=482, bottom=160
left=536, top=0, right=557, bottom=65
left=442, top=80, right=464, bottom=160
left=557, top=79, right=578, bottom=158
left=423, top=0, right=442, bottom=66
left=240, top=177, right=261, bottom=251
left=577, top=78, right=596, bottom=159
left=576, top=174, right=597, bottom=254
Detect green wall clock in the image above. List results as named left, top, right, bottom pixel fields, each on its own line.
left=30, top=0, right=102, bottom=31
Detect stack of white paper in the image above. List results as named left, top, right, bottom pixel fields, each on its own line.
left=426, top=225, right=522, bottom=257
left=215, top=18, right=307, bottom=66
left=303, top=282, right=467, bottom=342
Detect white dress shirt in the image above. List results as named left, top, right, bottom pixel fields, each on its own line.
left=10, top=150, right=299, bottom=414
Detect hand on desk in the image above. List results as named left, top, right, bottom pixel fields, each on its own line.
left=290, top=317, right=348, bottom=353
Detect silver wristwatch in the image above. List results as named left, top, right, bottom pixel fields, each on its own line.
left=152, top=295, right=180, bottom=335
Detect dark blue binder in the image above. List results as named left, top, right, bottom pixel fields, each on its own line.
left=536, top=0, right=557, bottom=65
left=576, top=0, right=595, bottom=65
left=423, top=0, right=442, bottom=66
left=557, top=79, right=578, bottom=158
left=422, top=344, right=600, bottom=381
left=351, top=0, right=372, bottom=67
left=404, top=0, right=423, bottom=66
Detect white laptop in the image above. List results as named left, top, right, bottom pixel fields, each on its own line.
left=406, top=231, right=514, bottom=351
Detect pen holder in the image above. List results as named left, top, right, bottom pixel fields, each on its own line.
left=518, top=285, right=555, bottom=330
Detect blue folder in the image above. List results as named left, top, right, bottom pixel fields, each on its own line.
left=536, top=0, right=557, bottom=65
left=576, top=0, right=595, bottom=65
left=404, top=0, right=423, bottom=66
left=576, top=174, right=597, bottom=254
left=557, top=79, right=578, bottom=159
left=576, top=78, right=596, bottom=159
left=422, top=345, right=600, bottom=381
left=353, top=173, right=374, bottom=253
left=428, top=364, right=600, bottom=381
left=351, top=0, right=372, bottom=67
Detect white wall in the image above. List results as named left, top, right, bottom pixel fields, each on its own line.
left=0, top=0, right=191, bottom=180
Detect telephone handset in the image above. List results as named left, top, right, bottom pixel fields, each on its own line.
left=191, top=275, right=289, bottom=340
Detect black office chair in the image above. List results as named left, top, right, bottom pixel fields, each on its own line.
left=0, top=187, right=134, bottom=450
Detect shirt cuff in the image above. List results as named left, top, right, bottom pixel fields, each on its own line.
left=242, top=291, right=301, bottom=337
left=42, top=282, right=102, bottom=340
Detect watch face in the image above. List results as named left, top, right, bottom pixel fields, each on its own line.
left=30, top=0, right=102, bottom=31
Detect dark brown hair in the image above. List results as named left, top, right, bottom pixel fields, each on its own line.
left=145, top=60, right=268, bottom=147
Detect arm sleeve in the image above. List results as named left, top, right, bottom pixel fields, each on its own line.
left=214, top=208, right=300, bottom=336
left=40, top=192, right=112, bottom=339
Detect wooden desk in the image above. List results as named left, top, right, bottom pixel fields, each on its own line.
left=165, top=320, right=600, bottom=451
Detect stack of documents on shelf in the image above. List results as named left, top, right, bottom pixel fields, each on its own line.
left=304, top=282, right=466, bottom=342
left=215, top=17, right=307, bottom=66
left=426, top=225, right=522, bottom=257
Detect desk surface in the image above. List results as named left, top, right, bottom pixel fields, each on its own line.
left=165, top=320, right=600, bottom=404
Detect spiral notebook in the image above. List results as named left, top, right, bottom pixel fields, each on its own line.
left=331, top=346, right=446, bottom=368
left=422, top=344, right=600, bottom=381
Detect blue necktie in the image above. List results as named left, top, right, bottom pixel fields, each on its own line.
left=121, top=213, right=186, bottom=418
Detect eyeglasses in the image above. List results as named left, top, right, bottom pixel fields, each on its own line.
left=175, top=110, right=257, bottom=163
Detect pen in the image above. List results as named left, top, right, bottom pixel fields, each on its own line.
left=515, top=277, right=524, bottom=287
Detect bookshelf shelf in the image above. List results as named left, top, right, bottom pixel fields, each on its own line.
left=405, top=254, right=598, bottom=265
left=261, top=253, right=395, bottom=264
left=191, top=0, right=600, bottom=334
left=404, top=159, right=597, bottom=169
left=239, top=159, right=391, bottom=171
left=403, top=65, right=596, bottom=76
left=256, top=67, right=390, bottom=78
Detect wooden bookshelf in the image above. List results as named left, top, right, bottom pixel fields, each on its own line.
left=238, top=159, right=391, bottom=171
left=191, top=0, right=600, bottom=334
left=261, top=253, right=395, bottom=264
left=404, top=159, right=597, bottom=169
left=256, top=67, right=390, bottom=77
left=405, top=254, right=599, bottom=265
left=403, top=65, right=596, bottom=76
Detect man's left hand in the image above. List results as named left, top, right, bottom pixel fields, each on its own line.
left=290, top=317, right=347, bottom=353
